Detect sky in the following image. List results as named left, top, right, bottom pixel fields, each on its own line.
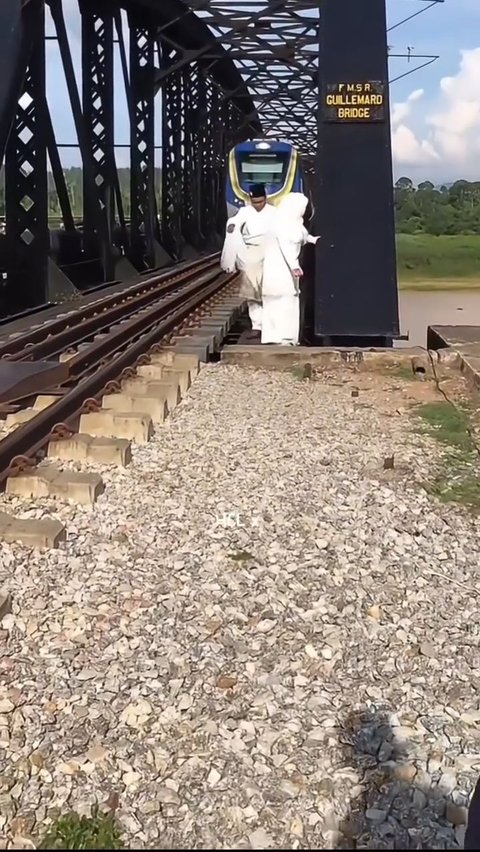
left=387, top=0, right=480, bottom=183
left=45, top=0, right=480, bottom=184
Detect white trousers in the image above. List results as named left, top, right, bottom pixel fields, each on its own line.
left=261, top=294, right=300, bottom=345
left=248, top=299, right=263, bottom=331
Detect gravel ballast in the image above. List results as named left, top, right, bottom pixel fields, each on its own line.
left=0, top=362, right=478, bottom=849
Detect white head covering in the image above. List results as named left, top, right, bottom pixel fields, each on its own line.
left=277, top=192, right=309, bottom=222
left=274, top=193, right=309, bottom=244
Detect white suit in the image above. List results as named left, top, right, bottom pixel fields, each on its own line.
left=261, top=193, right=318, bottom=345
left=220, top=203, right=278, bottom=331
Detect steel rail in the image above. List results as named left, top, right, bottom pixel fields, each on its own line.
left=0, top=253, right=220, bottom=359
left=60, top=266, right=225, bottom=381
left=0, top=267, right=236, bottom=485
left=7, top=259, right=221, bottom=363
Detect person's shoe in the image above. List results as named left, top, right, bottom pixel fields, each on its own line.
left=245, top=329, right=261, bottom=340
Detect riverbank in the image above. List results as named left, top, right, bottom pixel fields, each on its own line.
left=399, top=278, right=480, bottom=291
left=397, top=234, right=480, bottom=290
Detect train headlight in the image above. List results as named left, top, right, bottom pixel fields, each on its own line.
left=256, top=142, right=271, bottom=150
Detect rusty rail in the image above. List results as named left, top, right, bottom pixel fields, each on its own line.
left=0, top=254, right=220, bottom=360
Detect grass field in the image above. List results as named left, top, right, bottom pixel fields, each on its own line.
left=397, top=234, right=480, bottom=290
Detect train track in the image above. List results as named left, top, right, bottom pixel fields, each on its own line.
left=0, top=254, right=243, bottom=544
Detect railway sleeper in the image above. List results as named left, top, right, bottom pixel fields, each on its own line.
left=48, top=434, right=132, bottom=467
left=0, top=351, right=201, bottom=548
left=0, top=511, right=65, bottom=548
left=6, top=464, right=104, bottom=505
left=4, top=409, right=37, bottom=431
left=119, top=377, right=181, bottom=407
left=136, top=364, right=192, bottom=394
left=148, top=351, right=200, bottom=376
left=79, top=411, right=154, bottom=443
left=4, top=395, right=67, bottom=432
left=34, top=395, right=62, bottom=410
left=171, top=338, right=213, bottom=362
left=101, top=391, right=170, bottom=422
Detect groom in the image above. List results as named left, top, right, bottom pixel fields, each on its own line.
left=221, top=183, right=278, bottom=339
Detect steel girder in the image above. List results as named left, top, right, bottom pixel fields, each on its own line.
left=0, top=0, right=260, bottom=315
left=176, top=0, right=443, bottom=161
left=182, top=0, right=320, bottom=158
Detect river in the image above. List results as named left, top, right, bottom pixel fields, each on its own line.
left=397, top=289, right=480, bottom=348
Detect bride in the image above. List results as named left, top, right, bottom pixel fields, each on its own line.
left=261, top=192, right=319, bottom=346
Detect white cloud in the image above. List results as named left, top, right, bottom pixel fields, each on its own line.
left=391, top=47, right=480, bottom=180
left=392, top=125, right=439, bottom=167
left=391, top=88, right=424, bottom=128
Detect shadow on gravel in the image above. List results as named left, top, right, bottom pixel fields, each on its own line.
left=335, top=708, right=470, bottom=850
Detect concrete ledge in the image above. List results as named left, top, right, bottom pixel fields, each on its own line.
left=221, top=345, right=436, bottom=370
left=456, top=352, right=480, bottom=391
left=0, top=511, right=66, bottom=548
left=79, top=411, right=154, bottom=443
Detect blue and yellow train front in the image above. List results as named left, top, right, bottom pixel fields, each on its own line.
left=226, top=140, right=304, bottom=217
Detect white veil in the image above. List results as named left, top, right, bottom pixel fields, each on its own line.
left=276, top=193, right=309, bottom=233
left=220, top=217, right=245, bottom=273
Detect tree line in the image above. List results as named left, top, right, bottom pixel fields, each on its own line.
left=0, top=168, right=479, bottom=236
left=395, top=178, right=480, bottom=236
left=0, top=167, right=163, bottom=220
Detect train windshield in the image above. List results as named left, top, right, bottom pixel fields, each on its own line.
left=237, top=151, right=290, bottom=187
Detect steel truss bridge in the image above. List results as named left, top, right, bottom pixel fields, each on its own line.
left=0, top=0, right=319, bottom=315
left=0, top=0, right=441, bottom=319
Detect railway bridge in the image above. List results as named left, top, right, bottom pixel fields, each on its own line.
left=0, top=0, right=454, bottom=525
left=0, top=0, right=408, bottom=345
left=1, top=6, right=479, bottom=848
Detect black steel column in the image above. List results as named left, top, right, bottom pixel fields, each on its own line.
left=129, top=14, right=159, bottom=269
left=0, top=0, right=31, bottom=166
left=194, top=70, right=208, bottom=247
left=4, top=3, right=48, bottom=311
left=314, top=0, right=399, bottom=345
left=182, top=65, right=195, bottom=249
left=81, top=0, right=115, bottom=273
left=161, top=53, right=183, bottom=260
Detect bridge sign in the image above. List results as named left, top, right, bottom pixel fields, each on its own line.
left=323, top=82, right=386, bottom=123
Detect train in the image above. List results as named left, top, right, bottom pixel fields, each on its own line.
left=225, top=139, right=309, bottom=218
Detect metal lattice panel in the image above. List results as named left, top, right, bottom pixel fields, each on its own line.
left=0, top=0, right=260, bottom=311
left=4, top=1, right=48, bottom=311
left=160, top=47, right=185, bottom=258
left=159, top=34, right=251, bottom=259
left=190, top=0, right=320, bottom=154
left=81, top=0, right=115, bottom=258
left=129, top=13, right=160, bottom=268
